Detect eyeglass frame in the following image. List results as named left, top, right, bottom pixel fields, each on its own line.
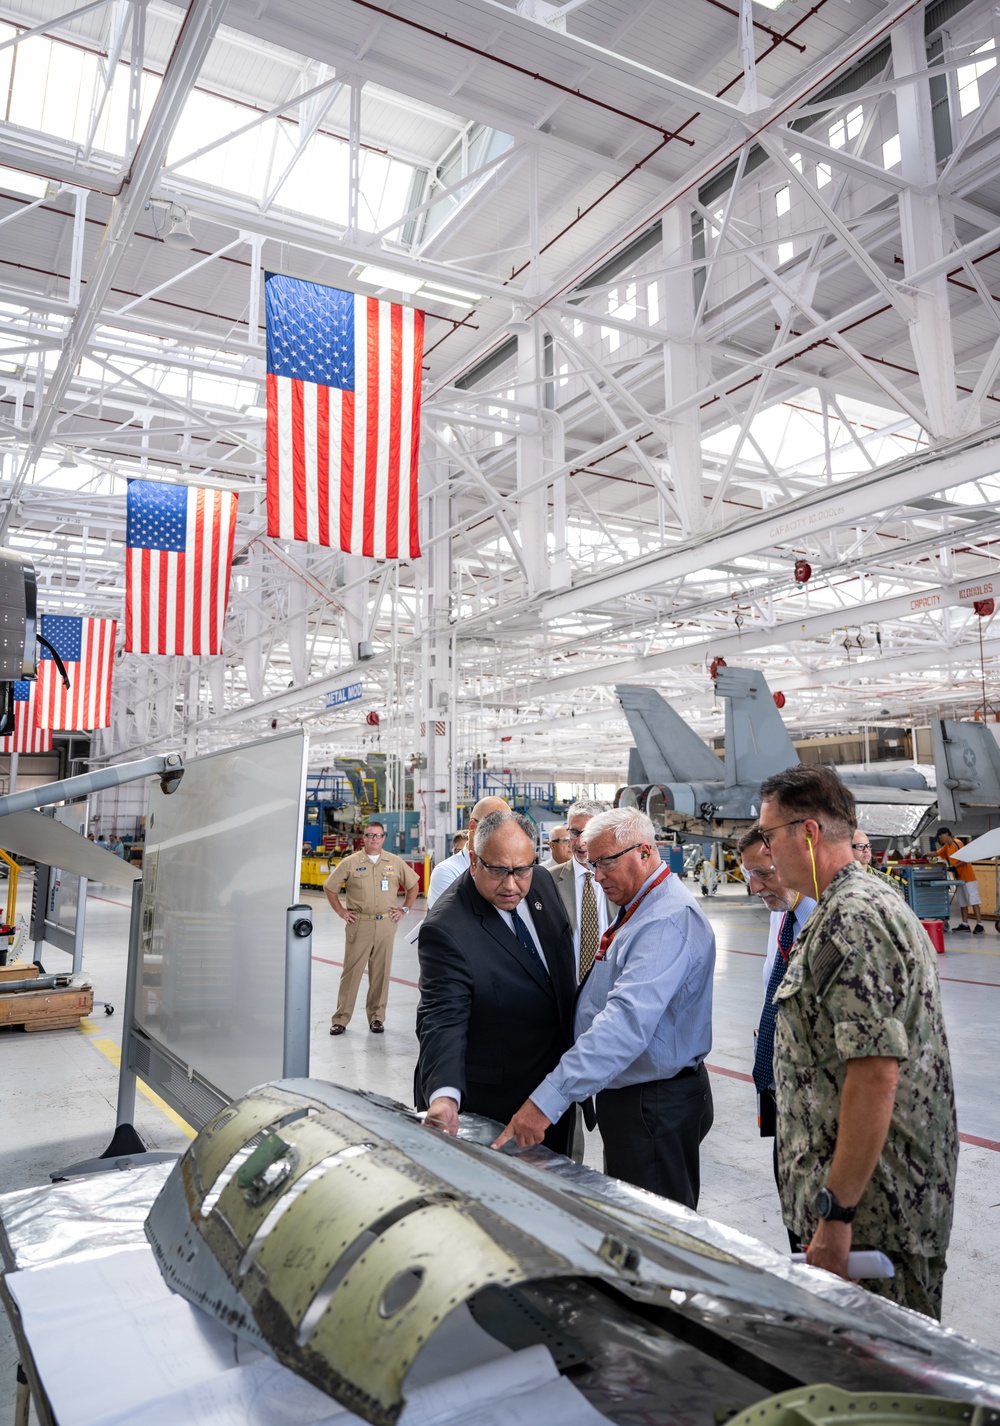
left=757, top=818, right=809, bottom=850
left=740, top=863, right=778, bottom=884
left=586, top=842, right=644, bottom=873
left=362, top=829, right=385, bottom=839
left=475, top=860, right=535, bottom=881
left=851, top=841, right=871, bottom=852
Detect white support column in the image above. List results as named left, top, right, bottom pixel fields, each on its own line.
left=662, top=207, right=707, bottom=535
left=892, top=14, right=960, bottom=439
left=419, top=471, right=453, bottom=864
left=516, top=322, right=548, bottom=594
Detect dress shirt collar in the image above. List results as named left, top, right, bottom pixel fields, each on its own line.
left=621, top=861, right=666, bottom=914
left=495, top=900, right=547, bottom=969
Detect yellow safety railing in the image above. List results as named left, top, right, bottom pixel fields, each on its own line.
left=0, top=848, right=18, bottom=925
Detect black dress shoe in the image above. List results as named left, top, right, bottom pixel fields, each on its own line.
left=369, top=1019, right=384, bottom=1033
left=330, top=1024, right=346, bottom=1035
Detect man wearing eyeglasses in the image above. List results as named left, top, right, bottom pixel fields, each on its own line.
left=738, top=825, right=815, bottom=1248
left=756, top=765, right=957, bottom=1320
left=852, top=834, right=905, bottom=897
left=325, top=821, right=419, bottom=1036
left=547, top=799, right=612, bottom=981
left=426, top=795, right=510, bottom=908
left=493, top=807, right=716, bottom=1208
left=415, top=810, right=577, bottom=1152
left=541, top=824, right=572, bottom=869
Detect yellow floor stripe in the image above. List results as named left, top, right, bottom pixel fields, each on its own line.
left=89, top=1037, right=196, bottom=1140
left=77, top=1017, right=100, bottom=1035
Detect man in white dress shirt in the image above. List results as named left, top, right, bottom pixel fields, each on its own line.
left=426, top=795, right=509, bottom=908
left=738, top=823, right=816, bottom=1247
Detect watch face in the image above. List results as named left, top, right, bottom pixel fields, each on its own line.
left=815, top=1188, right=833, bottom=1218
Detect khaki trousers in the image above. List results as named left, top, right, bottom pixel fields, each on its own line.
left=332, top=918, right=396, bottom=1026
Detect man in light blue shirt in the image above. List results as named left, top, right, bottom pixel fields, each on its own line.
left=494, top=807, right=716, bottom=1208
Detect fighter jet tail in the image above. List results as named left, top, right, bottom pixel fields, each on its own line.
left=931, top=719, right=1000, bottom=822
left=713, top=666, right=798, bottom=788
left=615, top=685, right=725, bottom=784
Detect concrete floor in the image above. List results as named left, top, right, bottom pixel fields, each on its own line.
left=1, top=874, right=998, bottom=1423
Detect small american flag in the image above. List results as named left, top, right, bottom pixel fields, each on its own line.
left=0, top=681, right=52, bottom=753
left=125, top=480, right=238, bottom=656
left=35, top=615, right=116, bottom=730
left=265, top=273, right=423, bottom=559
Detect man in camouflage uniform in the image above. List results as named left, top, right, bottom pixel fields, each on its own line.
left=758, top=765, right=958, bottom=1320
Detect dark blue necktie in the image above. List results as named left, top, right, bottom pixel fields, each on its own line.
left=752, top=910, right=797, bottom=1092
left=513, top=910, right=547, bottom=976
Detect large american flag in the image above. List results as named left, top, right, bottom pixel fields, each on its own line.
left=0, top=681, right=52, bottom=754
left=35, top=615, right=116, bottom=730
left=265, top=273, right=423, bottom=559
left=125, top=480, right=238, bottom=655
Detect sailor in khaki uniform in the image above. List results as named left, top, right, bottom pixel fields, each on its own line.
left=325, top=821, right=419, bottom=1034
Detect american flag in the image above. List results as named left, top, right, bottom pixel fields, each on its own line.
left=0, top=681, right=52, bottom=754
left=265, top=273, right=423, bottom=559
left=35, top=615, right=116, bottom=730
left=125, top=480, right=238, bottom=655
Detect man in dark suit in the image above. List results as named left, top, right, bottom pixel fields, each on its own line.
left=415, top=810, right=577, bottom=1153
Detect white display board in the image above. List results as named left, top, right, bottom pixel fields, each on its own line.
left=134, top=729, right=307, bottom=1108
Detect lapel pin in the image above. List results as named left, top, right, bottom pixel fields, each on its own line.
left=534, top=901, right=542, bottom=910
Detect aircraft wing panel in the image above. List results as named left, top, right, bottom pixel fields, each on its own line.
left=713, top=667, right=798, bottom=788
left=615, top=685, right=724, bottom=784
left=931, top=720, right=1000, bottom=822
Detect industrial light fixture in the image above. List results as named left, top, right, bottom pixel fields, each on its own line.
left=420, top=281, right=484, bottom=308
left=57, top=451, right=78, bottom=469
left=507, top=305, right=532, bottom=334
left=164, top=204, right=196, bottom=249
left=356, top=264, right=422, bottom=295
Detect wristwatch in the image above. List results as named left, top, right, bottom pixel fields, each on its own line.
left=400, top=907, right=410, bottom=915
left=815, top=1187, right=856, bottom=1223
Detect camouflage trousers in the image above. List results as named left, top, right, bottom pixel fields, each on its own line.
left=864, top=1251, right=947, bottom=1320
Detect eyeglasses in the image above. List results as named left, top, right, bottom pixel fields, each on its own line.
left=549, top=838, right=569, bottom=846
left=363, top=831, right=385, bottom=839
left=758, top=818, right=807, bottom=850
left=741, top=864, right=778, bottom=883
left=568, top=827, right=586, bottom=839
left=587, top=843, right=642, bottom=872
left=852, top=842, right=871, bottom=852
left=476, top=861, right=535, bottom=881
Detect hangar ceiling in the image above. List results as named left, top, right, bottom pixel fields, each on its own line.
left=2, top=0, right=1000, bottom=825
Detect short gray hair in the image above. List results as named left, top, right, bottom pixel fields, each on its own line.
left=474, top=809, right=536, bottom=856
left=567, top=797, right=611, bottom=822
left=581, top=806, right=655, bottom=848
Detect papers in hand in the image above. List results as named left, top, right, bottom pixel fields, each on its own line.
left=792, top=1250, right=895, bottom=1279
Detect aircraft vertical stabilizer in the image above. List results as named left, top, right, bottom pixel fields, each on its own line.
left=713, top=667, right=798, bottom=788
left=931, top=719, right=1000, bottom=822
left=615, top=685, right=725, bottom=784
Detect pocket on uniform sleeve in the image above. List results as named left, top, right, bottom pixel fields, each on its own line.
left=834, top=1017, right=909, bottom=1060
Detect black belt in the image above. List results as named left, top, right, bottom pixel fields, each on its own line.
left=672, top=1062, right=705, bottom=1080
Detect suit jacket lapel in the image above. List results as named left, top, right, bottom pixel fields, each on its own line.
left=554, top=863, right=577, bottom=929
left=469, top=883, right=555, bottom=997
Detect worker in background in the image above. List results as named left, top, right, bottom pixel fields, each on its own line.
left=325, top=820, right=419, bottom=1036
left=426, top=796, right=510, bottom=908
left=852, top=832, right=904, bottom=896
left=758, top=765, right=957, bottom=1319
left=548, top=799, right=611, bottom=983
left=934, top=828, right=985, bottom=934
left=110, top=835, right=126, bottom=859
left=738, top=824, right=816, bottom=1249
left=494, top=807, right=716, bottom=1210
left=416, top=810, right=576, bottom=1151
left=541, top=824, right=572, bottom=870
left=451, top=830, right=468, bottom=856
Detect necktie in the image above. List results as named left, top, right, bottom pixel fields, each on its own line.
left=579, top=872, right=599, bottom=983
left=512, top=909, right=547, bottom=975
left=752, top=911, right=797, bottom=1093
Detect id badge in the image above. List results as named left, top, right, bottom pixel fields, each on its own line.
left=381, top=877, right=390, bottom=892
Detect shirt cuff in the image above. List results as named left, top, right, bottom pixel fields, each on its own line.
left=834, top=1017, right=909, bottom=1060
left=427, top=1086, right=462, bottom=1107
left=530, top=1077, right=571, bottom=1124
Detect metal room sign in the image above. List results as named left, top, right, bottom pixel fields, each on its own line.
left=325, top=682, right=363, bottom=709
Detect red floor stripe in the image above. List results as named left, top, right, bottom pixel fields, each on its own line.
left=939, top=976, right=1000, bottom=988
left=705, top=1061, right=753, bottom=1082
left=716, top=947, right=765, bottom=959
left=312, top=953, right=419, bottom=989
left=959, top=1132, right=1000, bottom=1151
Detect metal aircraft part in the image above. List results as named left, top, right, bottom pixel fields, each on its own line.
left=931, top=720, right=1000, bottom=824
left=146, top=1081, right=1000, bottom=1426
left=617, top=673, right=936, bottom=844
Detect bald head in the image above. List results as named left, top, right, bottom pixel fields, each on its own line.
left=469, top=796, right=510, bottom=830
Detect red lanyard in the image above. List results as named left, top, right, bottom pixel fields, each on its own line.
left=595, top=864, right=670, bottom=960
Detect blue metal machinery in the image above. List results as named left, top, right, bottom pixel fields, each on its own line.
left=897, top=864, right=951, bottom=919
left=302, top=773, right=352, bottom=850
